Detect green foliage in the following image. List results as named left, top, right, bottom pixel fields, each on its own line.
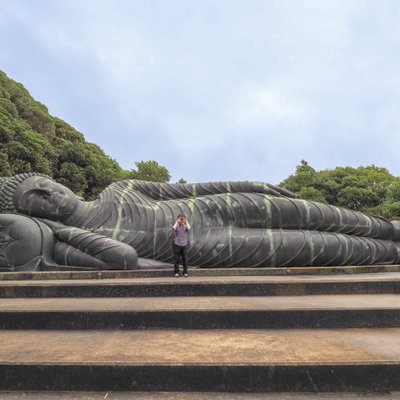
left=280, top=160, right=316, bottom=192
left=386, top=178, right=400, bottom=201
left=281, top=161, right=399, bottom=219
left=365, top=178, right=400, bottom=220
left=0, top=152, right=12, bottom=176
left=20, top=104, right=55, bottom=139
left=0, top=70, right=174, bottom=199
left=297, top=186, right=327, bottom=203
left=0, top=98, right=18, bottom=117
left=53, top=117, right=84, bottom=142
left=58, top=162, right=88, bottom=196
left=337, top=187, right=380, bottom=210
left=129, top=160, right=171, bottom=183
left=366, top=201, right=400, bottom=220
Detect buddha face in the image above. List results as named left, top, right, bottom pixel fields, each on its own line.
left=13, top=176, right=80, bottom=221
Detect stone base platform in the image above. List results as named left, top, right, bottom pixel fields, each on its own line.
left=1, top=264, right=400, bottom=281
left=1, top=294, right=400, bottom=329
left=1, top=329, right=400, bottom=391
left=1, top=272, right=400, bottom=297
left=1, top=266, right=400, bottom=393
left=0, top=392, right=399, bottom=399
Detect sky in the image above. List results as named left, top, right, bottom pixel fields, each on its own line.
left=0, top=0, right=400, bottom=184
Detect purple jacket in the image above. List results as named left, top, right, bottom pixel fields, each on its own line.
left=173, top=224, right=190, bottom=246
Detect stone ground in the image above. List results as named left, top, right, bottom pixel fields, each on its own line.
left=1, top=294, right=400, bottom=312
left=0, top=392, right=399, bottom=399
left=2, top=328, right=400, bottom=364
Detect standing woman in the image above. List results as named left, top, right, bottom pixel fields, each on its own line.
left=172, top=214, right=191, bottom=277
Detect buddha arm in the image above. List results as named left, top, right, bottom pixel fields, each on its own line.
left=42, top=220, right=138, bottom=269
left=127, top=180, right=297, bottom=200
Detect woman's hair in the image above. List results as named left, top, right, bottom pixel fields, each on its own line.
left=0, top=173, right=51, bottom=213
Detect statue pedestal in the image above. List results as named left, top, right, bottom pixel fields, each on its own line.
left=0, top=266, right=400, bottom=392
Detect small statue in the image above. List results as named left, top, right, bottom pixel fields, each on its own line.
left=0, top=173, right=399, bottom=271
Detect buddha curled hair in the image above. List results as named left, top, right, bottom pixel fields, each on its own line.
left=0, top=173, right=52, bottom=213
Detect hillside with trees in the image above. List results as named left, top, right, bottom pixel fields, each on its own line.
left=0, top=70, right=170, bottom=199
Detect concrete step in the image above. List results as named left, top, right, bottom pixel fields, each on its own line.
left=2, top=264, right=400, bottom=281
left=1, top=273, right=400, bottom=297
left=1, top=294, right=400, bottom=329
left=0, top=391, right=398, bottom=399
left=1, top=328, right=400, bottom=391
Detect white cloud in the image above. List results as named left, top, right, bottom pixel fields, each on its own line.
left=230, top=84, right=316, bottom=129
left=34, top=7, right=157, bottom=89
left=161, top=114, right=225, bottom=155
left=374, top=101, right=400, bottom=146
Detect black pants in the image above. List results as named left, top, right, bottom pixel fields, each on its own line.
left=174, top=245, right=188, bottom=274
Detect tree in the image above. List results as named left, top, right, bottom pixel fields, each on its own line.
left=58, top=162, right=88, bottom=196
left=297, top=187, right=326, bottom=203
left=364, top=178, right=400, bottom=220
left=130, top=160, right=171, bottom=183
left=386, top=178, right=400, bottom=201
left=337, top=187, right=380, bottom=211
left=281, top=161, right=396, bottom=215
left=0, top=153, right=12, bottom=176
left=280, top=160, right=316, bottom=193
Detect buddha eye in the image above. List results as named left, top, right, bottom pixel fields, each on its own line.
left=41, top=189, right=54, bottom=199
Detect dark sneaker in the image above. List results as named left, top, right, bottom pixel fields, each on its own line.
left=174, top=273, right=179, bottom=278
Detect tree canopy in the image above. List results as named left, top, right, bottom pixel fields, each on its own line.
left=128, top=160, right=171, bottom=182
left=280, top=160, right=399, bottom=220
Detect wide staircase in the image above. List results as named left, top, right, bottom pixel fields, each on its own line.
left=0, top=264, right=400, bottom=398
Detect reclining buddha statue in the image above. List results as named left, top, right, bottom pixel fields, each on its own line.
left=0, top=172, right=399, bottom=271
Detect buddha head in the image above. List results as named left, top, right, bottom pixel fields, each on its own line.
left=0, top=173, right=80, bottom=222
